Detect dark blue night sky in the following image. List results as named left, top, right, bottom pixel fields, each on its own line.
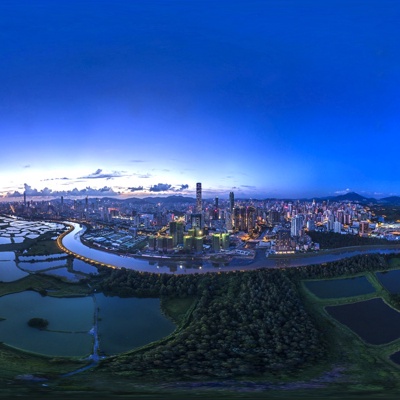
left=1, top=0, right=399, bottom=199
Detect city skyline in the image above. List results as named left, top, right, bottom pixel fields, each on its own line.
left=1, top=1, right=399, bottom=200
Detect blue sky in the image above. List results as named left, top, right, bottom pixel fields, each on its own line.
left=0, top=0, right=399, bottom=199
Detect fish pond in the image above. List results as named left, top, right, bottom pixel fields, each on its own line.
left=376, top=269, right=400, bottom=294
left=304, top=276, right=375, bottom=299
left=326, top=298, right=400, bottom=345
left=0, top=291, right=176, bottom=357
left=390, top=350, right=400, bottom=366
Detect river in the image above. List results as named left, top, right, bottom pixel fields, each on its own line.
left=60, top=222, right=400, bottom=274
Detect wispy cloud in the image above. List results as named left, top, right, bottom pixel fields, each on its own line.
left=79, top=169, right=127, bottom=180
left=176, top=184, right=189, bottom=191
left=42, top=177, right=70, bottom=182
left=128, top=186, right=144, bottom=192
left=137, top=173, right=152, bottom=179
left=149, top=183, right=172, bottom=192
left=6, top=183, right=118, bottom=197
left=334, top=188, right=351, bottom=195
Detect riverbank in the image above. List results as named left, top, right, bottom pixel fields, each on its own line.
left=57, top=222, right=400, bottom=274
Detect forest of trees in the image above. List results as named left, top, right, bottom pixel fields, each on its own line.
left=308, top=231, right=388, bottom=249
left=93, top=253, right=396, bottom=378
left=94, top=268, right=326, bottom=377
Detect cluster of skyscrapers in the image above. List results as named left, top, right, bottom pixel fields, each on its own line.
left=3, top=182, right=386, bottom=257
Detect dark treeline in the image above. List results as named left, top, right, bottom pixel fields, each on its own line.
left=95, top=268, right=325, bottom=377
left=308, top=231, right=388, bottom=249
left=284, top=253, right=389, bottom=280
left=94, top=253, right=395, bottom=378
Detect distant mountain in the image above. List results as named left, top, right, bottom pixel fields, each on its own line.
left=141, top=195, right=196, bottom=204
left=330, top=192, right=377, bottom=203
left=46, top=192, right=400, bottom=206
left=379, top=196, right=400, bottom=205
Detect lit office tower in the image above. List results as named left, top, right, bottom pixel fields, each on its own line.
left=169, top=221, right=184, bottom=246
left=246, top=206, right=256, bottom=234
left=214, top=196, right=219, bottom=220
left=240, top=207, right=247, bottom=231
left=196, top=182, right=202, bottom=213
left=360, top=221, right=369, bottom=236
left=233, top=207, right=240, bottom=231
left=291, top=215, right=304, bottom=237
left=229, top=192, right=234, bottom=212
left=336, top=210, right=345, bottom=224
left=191, top=213, right=203, bottom=229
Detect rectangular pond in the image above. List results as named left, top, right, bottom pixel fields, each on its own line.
left=326, top=298, right=400, bottom=345
left=18, top=260, right=68, bottom=272
left=0, top=260, right=29, bottom=282
left=390, top=350, right=400, bottom=366
left=304, top=276, right=375, bottom=299
left=376, top=269, right=400, bottom=294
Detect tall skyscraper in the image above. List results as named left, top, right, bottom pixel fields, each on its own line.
left=291, top=215, right=304, bottom=237
left=246, top=206, right=256, bottom=234
left=214, top=196, right=219, bottom=220
left=191, top=213, right=203, bottom=229
left=169, top=221, right=184, bottom=246
left=233, top=206, right=240, bottom=231
left=334, top=221, right=342, bottom=233
left=23, top=191, right=26, bottom=208
left=196, top=182, right=202, bottom=213
left=229, top=192, right=234, bottom=212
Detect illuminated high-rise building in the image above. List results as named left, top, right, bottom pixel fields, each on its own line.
left=233, top=207, right=240, bottom=231
left=169, top=221, right=184, bottom=246
left=229, top=192, right=234, bottom=212
left=291, top=215, right=304, bottom=237
left=360, top=221, right=369, bottom=236
left=213, top=196, right=219, bottom=220
left=240, top=207, right=247, bottom=231
left=336, top=210, right=345, bottom=224
left=246, top=206, right=256, bottom=234
left=212, top=234, right=221, bottom=252
left=191, top=213, right=203, bottom=229
left=196, top=182, right=202, bottom=212
left=334, top=221, right=342, bottom=233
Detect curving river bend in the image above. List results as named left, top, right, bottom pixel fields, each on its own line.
left=61, top=222, right=400, bottom=274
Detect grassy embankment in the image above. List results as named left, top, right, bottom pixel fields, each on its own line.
left=299, top=260, right=400, bottom=395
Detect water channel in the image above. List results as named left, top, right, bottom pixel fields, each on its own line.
left=61, top=222, right=400, bottom=274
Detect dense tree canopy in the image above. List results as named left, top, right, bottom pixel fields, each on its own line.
left=93, top=253, right=395, bottom=378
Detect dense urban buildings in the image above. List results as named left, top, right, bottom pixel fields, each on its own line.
left=1, top=184, right=399, bottom=259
